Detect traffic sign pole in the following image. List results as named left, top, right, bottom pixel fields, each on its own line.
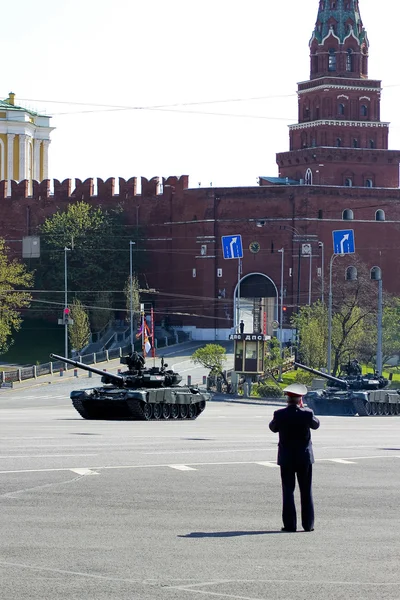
left=221, top=235, right=244, bottom=331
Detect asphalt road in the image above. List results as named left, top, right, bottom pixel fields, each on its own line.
left=0, top=371, right=399, bottom=600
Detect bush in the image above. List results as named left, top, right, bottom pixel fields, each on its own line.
left=252, top=382, right=283, bottom=398
left=294, top=370, right=314, bottom=385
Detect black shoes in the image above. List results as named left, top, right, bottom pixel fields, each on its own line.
left=304, top=528, right=314, bottom=532
left=281, top=527, right=296, bottom=532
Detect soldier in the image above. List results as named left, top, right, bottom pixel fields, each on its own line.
left=269, top=383, right=320, bottom=532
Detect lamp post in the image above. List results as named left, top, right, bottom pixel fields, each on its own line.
left=327, top=253, right=342, bottom=375
left=129, top=241, right=136, bottom=352
left=64, top=247, right=71, bottom=362
left=371, top=267, right=383, bottom=376
left=319, top=241, right=325, bottom=303
left=308, top=246, right=313, bottom=305
left=278, top=248, right=284, bottom=381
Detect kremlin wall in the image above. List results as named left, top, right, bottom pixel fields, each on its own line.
left=2, top=0, right=400, bottom=340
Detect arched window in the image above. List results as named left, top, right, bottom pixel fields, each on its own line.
left=343, top=209, right=354, bottom=220
left=345, top=1, right=351, bottom=9
left=345, top=178, right=353, bottom=187
left=360, top=104, right=368, bottom=117
left=0, top=138, right=4, bottom=181
left=370, top=267, right=382, bottom=281
left=336, top=138, right=342, bottom=147
left=346, top=49, right=353, bottom=71
left=329, top=49, right=337, bottom=72
left=353, top=138, right=358, bottom=148
left=346, top=266, right=358, bottom=281
left=365, top=179, right=373, bottom=188
left=338, top=103, right=345, bottom=116
left=370, top=139, right=375, bottom=149
left=330, top=1, right=336, bottom=8
left=375, top=209, right=385, bottom=221
left=305, top=168, right=313, bottom=185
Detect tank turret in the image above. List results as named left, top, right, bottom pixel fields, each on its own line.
left=50, top=352, right=208, bottom=421
left=294, top=362, right=400, bottom=417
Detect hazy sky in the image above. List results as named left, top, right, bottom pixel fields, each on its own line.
left=2, top=0, right=399, bottom=188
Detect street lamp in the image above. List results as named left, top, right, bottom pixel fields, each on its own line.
left=278, top=248, right=284, bottom=382
left=371, top=267, right=383, bottom=376
left=327, top=253, right=343, bottom=375
left=64, top=247, right=71, bottom=361
left=318, top=241, right=325, bottom=303
left=129, top=241, right=136, bottom=352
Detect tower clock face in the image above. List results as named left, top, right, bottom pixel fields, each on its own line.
left=249, top=241, right=260, bottom=254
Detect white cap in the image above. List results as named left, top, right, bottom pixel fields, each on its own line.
left=283, top=383, right=308, bottom=397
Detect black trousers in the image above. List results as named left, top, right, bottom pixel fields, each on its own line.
left=280, top=463, right=314, bottom=531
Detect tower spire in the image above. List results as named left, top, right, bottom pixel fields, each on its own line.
left=309, top=0, right=369, bottom=79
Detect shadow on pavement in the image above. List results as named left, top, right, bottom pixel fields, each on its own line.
left=178, top=530, right=283, bottom=538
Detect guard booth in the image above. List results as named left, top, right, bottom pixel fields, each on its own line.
left=229, top=333, right=271, bottom=374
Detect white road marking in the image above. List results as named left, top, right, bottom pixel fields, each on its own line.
left=255, top=461, right=279, bottom=468
left=69, top=468, right=99, bottom=475
left=327, top=458, right=357, bottom=464
left=168, top=465, right=197, bottom=471
left=0, top=454, right=98, bottom=459
left=0, top=455, right=398, bottom=475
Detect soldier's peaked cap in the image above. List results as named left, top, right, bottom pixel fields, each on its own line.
left=283, top=383, right=308, bottom=396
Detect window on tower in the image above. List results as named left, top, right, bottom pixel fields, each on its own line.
left=369, top=139, right=375, bottom=149
left=336, top=138, right=342, bottom=147
left=345, top=178, right=353, bottom=187
left=338, top=103, right=345, bottom=116
left=360, top=104, right=368, bottom=117
left=346, top=49, right=353, bottom=71
left=365, top=179, right=374, bottom=188
left=328, top=49, right=337, bottom=72
left=353, top=139, right=358, bottom=148
left=343, top=209, right=354, bottom=220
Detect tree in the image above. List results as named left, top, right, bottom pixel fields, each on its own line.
left=292, top=260, right=378, bottom=375
left=192, top=344, right=228, bottom=385
left=35, top=202, right=139, bottom=325
left=69, top=299, right=91, bottom=352
left=123, top=274, right=141, bottom=329
left=0, top=238, right=33, bottom=354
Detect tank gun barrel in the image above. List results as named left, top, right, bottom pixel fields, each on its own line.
left=50, top=354, right=124, bottom=383
left=294, top=362, right=348, bottom=388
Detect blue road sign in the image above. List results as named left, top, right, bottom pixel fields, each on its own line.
left=222, top=235, right=243, bottom=259
left=332, top=229, right=355, bottom=254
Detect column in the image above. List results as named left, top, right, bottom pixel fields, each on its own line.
left=33, top=139, right=42, bottom=181
left=42, top=140, right=50, bottom=179
left=7, top=134, right=15, bottom=196
left=19, top=134, right=27, bottom=181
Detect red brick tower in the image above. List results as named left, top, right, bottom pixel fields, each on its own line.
left=277, top=0, right=400, bottom=188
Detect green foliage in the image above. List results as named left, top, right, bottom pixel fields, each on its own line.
left=291, top=301, right=328, bottom=369
left=69, top=299, right=91, bottom=352
left=35, top=202, right=139, bottom=325
left=294, top=370, right=314, bottom=386
left=192, top=344, right=227, bottom=376
left=89, top=291, right=113, bottom=332
left=124, top=275, right=141, bottom=325
left=0, top=238, right=33, bottom=354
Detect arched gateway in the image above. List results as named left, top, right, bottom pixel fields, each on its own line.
left=234, top=273, right=278, bottom=336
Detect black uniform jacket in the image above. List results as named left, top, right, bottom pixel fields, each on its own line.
left=269, top=405, right=320, bottom=467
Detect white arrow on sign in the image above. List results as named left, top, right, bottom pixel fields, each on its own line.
left=230, top=237, right=237, bottom=258
left=340, top=233, right=349, bottom=254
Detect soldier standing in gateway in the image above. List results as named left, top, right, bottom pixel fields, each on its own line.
left=269, top=383, right=320, bottom=532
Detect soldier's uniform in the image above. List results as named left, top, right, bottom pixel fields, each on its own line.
left=269, top=383, right=320, bottom=532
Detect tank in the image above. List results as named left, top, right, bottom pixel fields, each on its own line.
left=50, top=352, right=209, bottom=420
left=294, top=362, right=400, bottom=417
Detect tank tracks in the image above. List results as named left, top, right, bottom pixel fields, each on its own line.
left=72, top=397, right=206, bottom=421
left=306, top=397, right=400, bottom=417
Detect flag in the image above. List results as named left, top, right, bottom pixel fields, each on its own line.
left=144, top=322, right=152, bottom=355
left=135, top=324, right=143, bottom=339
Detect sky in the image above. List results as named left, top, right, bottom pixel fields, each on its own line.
left=2, top=0, right=399, bottom=188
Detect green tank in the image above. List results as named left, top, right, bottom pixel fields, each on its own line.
left=295, top=362, right=400, bottom=417
left=50, top=352, right=209, bottom=420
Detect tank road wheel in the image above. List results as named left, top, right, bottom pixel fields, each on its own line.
left=378, top=402, right=384, bottom=416
left=153, top=403, right=162, bottom=420
left=396, top=403, right=400, bottom=416
left=170, top=404, right=179, bottom=420
left=364, top=401, right=372, bottom=416
left=390, top=403, right=396, bottom=415
left=188, top=404, right=197, bottom=420
left=179, top=405, right=189, bottom=419
left=384, top=403, right=390, bottom=416
left=142, top=403, right=153, bottom=421
left=197, top=400, right=206, bottom=415
left=371, top=402, right=378, bottom=416
left=161, top=404, right=170, bottom=420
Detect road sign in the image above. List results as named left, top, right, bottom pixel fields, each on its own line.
left=221, top=235, right=243, bottom=259
left=271, top=320, right=279, bottom=330
left=332, top=229, right=355, bottom=255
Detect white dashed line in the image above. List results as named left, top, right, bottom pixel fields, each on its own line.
left=168, top=465, right=197, bottom=471
left=255, top=461, right=279, bottom=468
left=327, top=458, right=357, bottom=464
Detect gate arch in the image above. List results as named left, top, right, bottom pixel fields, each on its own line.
left=234, top=272, right=278, bottom=335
